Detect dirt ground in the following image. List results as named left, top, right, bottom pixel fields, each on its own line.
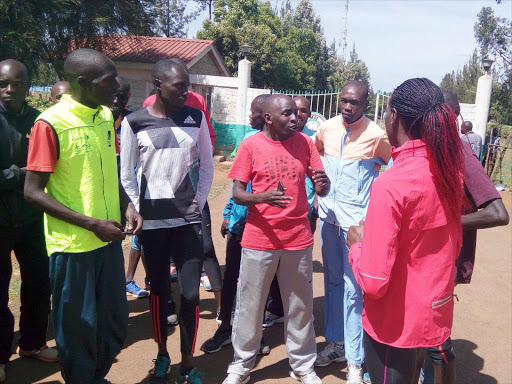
left=5, top=172, right=512, bottom=384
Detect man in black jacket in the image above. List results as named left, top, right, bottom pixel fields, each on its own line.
left=0, top=59, right=58, bottom=383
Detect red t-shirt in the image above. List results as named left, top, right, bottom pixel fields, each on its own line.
left=228, top=131, right=324, bottom=251
left=142, top=91, right=216, bottom=148
left=26, top=121, right=59, bottom=172
left=456, top=141, right=501, bottom=284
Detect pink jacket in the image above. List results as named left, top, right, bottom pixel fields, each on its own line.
left=349, top=140, right=462, bottom=348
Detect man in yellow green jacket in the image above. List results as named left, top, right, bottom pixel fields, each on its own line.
left=24, top=48, right=142, bottom=384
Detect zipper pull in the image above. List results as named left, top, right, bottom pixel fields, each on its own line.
left=453, top=294, right=459, bottom=302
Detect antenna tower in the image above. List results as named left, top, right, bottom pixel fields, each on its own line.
left=340, top=0, right=349, bottom=62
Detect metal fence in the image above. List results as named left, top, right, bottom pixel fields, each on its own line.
left=272, top=89, right=342, bottom=120
left=484, top=142, right=512, bottom=188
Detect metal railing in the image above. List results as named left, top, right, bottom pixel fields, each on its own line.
left=272, top=89, right=342, bottom=120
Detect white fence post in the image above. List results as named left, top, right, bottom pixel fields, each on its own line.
left=374, top=92, right=380, bottom=123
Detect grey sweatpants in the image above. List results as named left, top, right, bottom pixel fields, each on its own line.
left=227, top=246, right=317, bottom=377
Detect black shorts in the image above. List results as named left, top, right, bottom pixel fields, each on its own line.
left=426, top=337, right=456, bottom=366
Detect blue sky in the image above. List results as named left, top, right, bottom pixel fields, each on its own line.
left=187, top=0, right=512, bottom=92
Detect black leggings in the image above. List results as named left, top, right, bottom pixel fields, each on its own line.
left=218, top=232, right=242, bottom=327
left=142, top=224, right=204, bottom=355
left=363, top=331, right=418, bottom=384
left=201, top=202, right=222, bottom=291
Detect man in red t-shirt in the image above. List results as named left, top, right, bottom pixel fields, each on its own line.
left=222, top=95, right=329, bottom=384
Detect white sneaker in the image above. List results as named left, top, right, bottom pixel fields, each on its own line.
left=222, top=373, right=250, bottom=384
left=290, top=370, right=322, bottom=384
left=347, top=363, right=364, bottom=384
left=0, top=364, right=5, bottom=383
left=167, top=313, right=178, bottom=326
left=315, top=342, right=347, bottom=367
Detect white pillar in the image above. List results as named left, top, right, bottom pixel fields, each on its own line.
left=474, top=74, right=493, bottom=140
left=236, top=58, right=251, bottom=126
left=374, top=92, right=380, bottom=123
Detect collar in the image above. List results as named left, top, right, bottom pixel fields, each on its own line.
left=391, top=139, right=427, bottom=162
left=0, top=100, right=27, bottom=118
left=342, top=114, right=366, bottom=131
left=60, top=94, right=103, bottom=117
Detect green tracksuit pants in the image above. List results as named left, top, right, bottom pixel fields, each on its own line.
left=49, top=242, right=128, bottom=384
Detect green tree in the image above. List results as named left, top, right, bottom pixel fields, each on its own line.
left=152, top=0, right=204, bottom=37
left=473, top=6, right=512, bottom=124
left=474, top=6, right=511, bottom=75
left=0, top=0, right=156, bottom=79
left=440, top=50, right=483, bottom=103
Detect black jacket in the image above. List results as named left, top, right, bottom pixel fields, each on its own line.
left=0, top=102, right=43, bottom=228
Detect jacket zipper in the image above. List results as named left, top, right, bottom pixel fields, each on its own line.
left=98, top=152, right=109, bottom=220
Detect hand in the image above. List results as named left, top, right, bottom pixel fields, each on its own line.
left=125, top=202, right=143, bottom=235
left=309, top=167, right=330, bottom=196
left=220, top=219, right=229, bottom=238
left=260, top=189, right=293, bottom=208
left=90, top=219, right=125, bottom=242
left=346, top=220, right=365, bottom=248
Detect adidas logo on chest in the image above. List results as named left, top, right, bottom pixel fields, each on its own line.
left=184, top=115, right=196, bottom=125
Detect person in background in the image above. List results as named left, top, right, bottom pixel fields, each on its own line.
left=314, top=81, right=391, bottom=384
left=24, top=48, right=142, bottom=384
left=460, top=121, right=482, bottom=158
left=121, top=59, right=213, bottom=383
left=347, top=78, right=465, bottom=384
left=0, top=59, right=58, bottom=383
left=110, top=76, right=149, bottom=299
left=50, top=81, right=71, bottom=104
left=222, top=94, right=329, bottom=384
left=200, top=94, right=271, bottom=355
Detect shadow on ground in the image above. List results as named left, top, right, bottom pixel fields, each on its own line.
left=453, top=339, right=497, bottom=384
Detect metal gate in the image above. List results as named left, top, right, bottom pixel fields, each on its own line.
left=272, top=89, right=342, bottom=120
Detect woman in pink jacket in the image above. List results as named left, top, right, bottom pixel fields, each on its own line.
left=347, top=78, right=465, bottom=384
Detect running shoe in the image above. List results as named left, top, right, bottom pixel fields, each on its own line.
left=222, top=373, right=250, bottom=384
left=315, top=342, right=346, bottom=367
left=175, top=365, right=204, bottom=384
left=347, top=363, right=363, bottom=384
left=262, top=311, right=284, bottom=328
left=150, top=355, right=171, bottom=379
left=200, top=327, right=231, bottom=353
left=363, top=372, right=371, bottom=383
left=170, top=263, right=178, bottom=282
left=18, top=345, right=59, bottom=362
left=216, top=308, right=222, bottom=324
left=200, top=273, right=212, bottom=291
left=290, top=370, right=323, bottom=384
left=144, top=277, right=151, bottom=291
left=126, top=280, right=149, bottom=298
left=168, top=300, right=178, bottom=326
left=259, top=338, right=270, bottom=355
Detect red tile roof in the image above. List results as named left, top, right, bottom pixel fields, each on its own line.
left=73, top=35, right=215, bottom=64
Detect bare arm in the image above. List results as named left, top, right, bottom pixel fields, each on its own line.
left=24, top=170, right=125, bottom=242
left=232, top=180, right=292, bottom=208
left=462, top=198, right=509, bottom=230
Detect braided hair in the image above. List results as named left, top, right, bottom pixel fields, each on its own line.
left=390, top=78, right=465, bottom=221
